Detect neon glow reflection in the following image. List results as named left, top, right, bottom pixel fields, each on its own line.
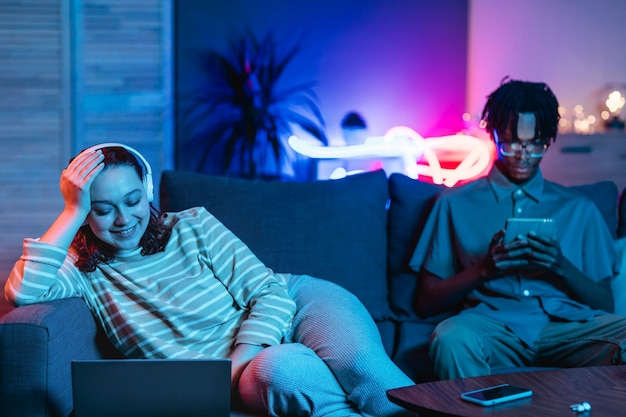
left=289, top=126, right=495, bottom=187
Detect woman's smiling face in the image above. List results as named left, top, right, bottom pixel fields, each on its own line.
left=87, top=165, right=150, bottom=252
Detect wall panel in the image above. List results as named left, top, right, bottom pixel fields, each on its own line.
left=0, top=0, right=172, bottom=290
left=72, top=0, right=172, bottom=198
left=0, top=0, right=68, bottom=285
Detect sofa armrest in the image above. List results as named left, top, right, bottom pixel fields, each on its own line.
left=0, top=298, right=103, bottom=417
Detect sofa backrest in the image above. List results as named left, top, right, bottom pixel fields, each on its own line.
left=160, top=169, right=393, bottom=321
left=161, top=169, right=621, bottom=323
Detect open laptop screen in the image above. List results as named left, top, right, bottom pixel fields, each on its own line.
left=71, top=359, right=231, bottom=417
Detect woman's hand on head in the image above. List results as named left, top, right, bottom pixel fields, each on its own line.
left=39, top=150, right=105, bottom=248
left=61, top=150, right=105, bottom=219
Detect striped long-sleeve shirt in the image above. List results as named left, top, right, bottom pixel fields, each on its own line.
left=5, top=207, right=296, bottom=359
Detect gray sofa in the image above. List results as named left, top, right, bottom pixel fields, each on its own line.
left=1, top=169, right=624, bottom=417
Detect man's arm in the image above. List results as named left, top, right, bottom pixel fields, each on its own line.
left=522, top=232, right=615, bottom=312
left=416, top=230, right=510, bottom=317
left=416, top=265, right=487, bottom=317
left=414, top=229, right=606, bottom=317
left=558, top=261, right=614, bottom=312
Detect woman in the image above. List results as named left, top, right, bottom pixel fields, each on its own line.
left=5, top=143, right=414, bottom=417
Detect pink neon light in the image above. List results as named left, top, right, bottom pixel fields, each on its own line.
left=289, top=126, right=495, bottom=186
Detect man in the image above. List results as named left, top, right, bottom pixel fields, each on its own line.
left=410, top=78, right=626, bottom=379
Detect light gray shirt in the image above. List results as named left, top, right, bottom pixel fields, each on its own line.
left=410, top=166, right=619, bottom=345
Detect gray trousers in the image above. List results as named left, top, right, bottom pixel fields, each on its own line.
left=238, top=275, right=415, bottom=417
left=430, top=312, right=626, bottom=379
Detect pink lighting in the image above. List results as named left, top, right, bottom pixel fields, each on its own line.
left=289, top=126, right=495, bottom=187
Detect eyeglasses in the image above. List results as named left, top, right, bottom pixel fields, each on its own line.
left=494, top=130, right=549, bottom=158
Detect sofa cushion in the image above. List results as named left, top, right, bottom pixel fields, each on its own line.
left=387, top=174, right=445, bottom=319
left=392, top=321, right=439, bottom=382
left=160, top=169, right=392, bottom=320
left=569, top=181, right=618, bottom=239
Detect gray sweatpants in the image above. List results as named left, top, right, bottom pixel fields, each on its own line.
left=238, top=275, right=415, bottom=417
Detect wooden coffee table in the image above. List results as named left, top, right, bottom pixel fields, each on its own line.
left=387, top=365, right=626, bottom=416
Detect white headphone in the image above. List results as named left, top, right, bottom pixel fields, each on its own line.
left=77, top=142, right=154, bottom=202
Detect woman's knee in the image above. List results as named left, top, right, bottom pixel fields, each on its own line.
left=243, top=343, right=319, bottom=388
left=240, top=343, right=353, bottom=415
left=288, top=276, right=376, bottom=337
left=290, top=275, right=359, bottom=305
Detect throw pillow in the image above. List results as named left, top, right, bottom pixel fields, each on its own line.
left=160, top=169, right=392, bottom=320
left=569, top=181, right=618, bottom=239
left=387, top=174, right=445, bottom=319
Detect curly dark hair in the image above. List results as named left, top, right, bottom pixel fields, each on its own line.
left=481, top=77, right=560, bottom=144
left=70, top=146, right=172, bottom=272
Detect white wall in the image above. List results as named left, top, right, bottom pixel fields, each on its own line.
left=467, top=0, right=626, bottom=126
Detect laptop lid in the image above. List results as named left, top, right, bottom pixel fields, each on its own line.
left=71, top=359, right=231, bottom=417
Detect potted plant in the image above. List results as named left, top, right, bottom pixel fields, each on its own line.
left=179, top=30, right=327, bottom=180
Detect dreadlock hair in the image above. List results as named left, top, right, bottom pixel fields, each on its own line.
left=70, top=146, right=172, bottom=272
left=481, top=77, right=561, bottom=144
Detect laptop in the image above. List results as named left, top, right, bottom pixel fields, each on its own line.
left=71, top=358, right=231, bottom=417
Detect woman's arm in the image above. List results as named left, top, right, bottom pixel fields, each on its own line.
left=228, top=343, right=264, bottom=390
left=4, top=150, right=103, bottom=305
left=196, top=209, right=297, bottom=347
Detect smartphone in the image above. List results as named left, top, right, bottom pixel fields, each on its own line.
left=504, top=218, right=555, bottom=243
left=460, top=383, right=532, bottom=406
